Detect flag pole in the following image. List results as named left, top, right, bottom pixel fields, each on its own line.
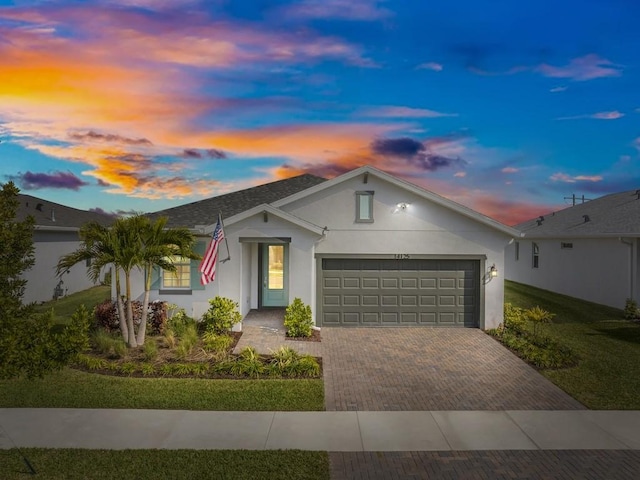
left=219, top=212, right=231, bottom=263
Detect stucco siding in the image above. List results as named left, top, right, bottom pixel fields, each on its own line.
left=506, top=238, right=634, bottom=309
left=24, top=230, right=99, bottom=304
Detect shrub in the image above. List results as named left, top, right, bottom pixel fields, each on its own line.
left=202, top=331, right=234, bottom=360
left=167, top=309, right=196, bottom=337
left=284, top=298, right=313, bottom=338
left=143, top=340, right=158, bottom=361
left=231, top=346, right=265, bottom=378
left=75, top=354, right=107, bottom=371
left=92, top=329, right=127, bottom=358
left=624, top=298, right=639, bottom=320
left=163, top=328, right=177, bottom=349
left=112, top=339, right=128, bottom=359
left=503, top=303, right=527, bottom=334
left=94, top=299, right=119, bottom=332
left=296, top=355, right=321, bottom=377
left=269, top=346, right=299, bottom=376
left=201, top=296, right=242, bottom=335
left=140, top=363, right=156, bottom=376
left=119, top=362, right=137, bottom=375
left=525, top=305, right=556, bottom=338
left=147, top=301, right=168, bottom=335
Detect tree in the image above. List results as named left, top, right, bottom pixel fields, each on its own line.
left=136, top=216, right=198, bottom=345
left=58, top=214, right=198, bottom=347
left=0, top=182, right=89, bottom=379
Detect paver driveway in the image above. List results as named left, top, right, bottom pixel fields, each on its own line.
left=322, top=327, right=584, bottom=411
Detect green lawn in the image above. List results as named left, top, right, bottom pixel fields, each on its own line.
left=505, top=280, right=640, bottom=409
left=33, top=285, right=111, bottom=324
left=0, top=368, right=324, bottom=410
left=1, top=449, right=329, bottom=480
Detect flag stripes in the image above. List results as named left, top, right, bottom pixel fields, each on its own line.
left=199, top=216, right=224, bottom=285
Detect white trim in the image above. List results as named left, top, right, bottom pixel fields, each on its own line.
left=202, top=204, right=325, bottom=236
left=272, top=165, right=520, bottom=237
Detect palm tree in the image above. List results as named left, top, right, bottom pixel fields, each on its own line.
left=57, top=221, right=130, bottom=342
left=135, top=216, right=199, bottom=345
left=58, top=215, right=199, bottom=347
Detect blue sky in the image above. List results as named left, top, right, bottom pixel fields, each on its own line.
left=0, top=0, right=638, bottom=224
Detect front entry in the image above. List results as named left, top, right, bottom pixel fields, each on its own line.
left=261, top=243, right=289, bottom=307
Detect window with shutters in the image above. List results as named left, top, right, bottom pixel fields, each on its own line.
left=162, top=256, right=191, bottom=289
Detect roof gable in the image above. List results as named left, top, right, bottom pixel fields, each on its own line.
left=148, top=173, right=326, bottom=228
left=17, top=194, right=113, bottom=229
left=273, top=165, right=519, bottom=237
left=517, top=189, right=640, bottom=238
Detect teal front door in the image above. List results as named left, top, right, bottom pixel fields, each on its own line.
left=261, top=243, right=288, bottom=307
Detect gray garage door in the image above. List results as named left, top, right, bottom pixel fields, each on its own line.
left=320, top=258, right=480, bottom=327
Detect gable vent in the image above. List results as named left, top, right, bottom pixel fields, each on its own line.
left=36, top=203, right=43, bottom=211
left=583, top=214, right=590, bottom=223
left=636, top=189, right=640, bottom=199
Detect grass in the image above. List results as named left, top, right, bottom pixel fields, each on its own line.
left=0, top=368, right=324, bottom=410
left=32, top=285, right=111, bottom=324
left=0, top=449, right=330, bottom=480
left=505, top=280, right=640, bottom=409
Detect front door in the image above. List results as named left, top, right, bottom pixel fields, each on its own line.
left=261, top=243, right=288, bottom=307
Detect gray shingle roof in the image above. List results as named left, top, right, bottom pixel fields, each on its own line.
left=148, top=174, right=327, bottom=228
left=516, top=189, right=640, bottom=237
left=17, top=194, right=113, bottom=229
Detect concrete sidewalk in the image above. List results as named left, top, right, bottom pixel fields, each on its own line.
left=1, top=409, right=640, bottom=451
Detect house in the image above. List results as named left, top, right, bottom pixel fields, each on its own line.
left=505, top=189, right=640, bottom=310
left=16, top=194, right=112, bottom=304
left=131, top=166, right=518, bottom=329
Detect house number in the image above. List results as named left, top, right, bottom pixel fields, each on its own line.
left=394, top=254, right=410, bottom=259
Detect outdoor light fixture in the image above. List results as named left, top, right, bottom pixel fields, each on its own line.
left=489, top=264, right=498, bottom=278
left=397, top=202, right=409, bottom=211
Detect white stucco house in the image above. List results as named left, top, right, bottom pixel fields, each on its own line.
left=131, top=166, right=519, bottom=330
left=17, top=194, right=113, bottom=304
left=506, top=188, right=640, bottom=310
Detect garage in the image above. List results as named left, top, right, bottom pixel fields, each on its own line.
left=319, top=258, right=480, bottom=327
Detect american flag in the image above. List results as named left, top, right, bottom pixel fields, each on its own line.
left=199, top=216, right=225, bottom=285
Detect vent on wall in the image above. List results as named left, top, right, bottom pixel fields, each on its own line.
left=561, top=242, right=573, bottom=249
left=583, top=215, right=590, bottom=223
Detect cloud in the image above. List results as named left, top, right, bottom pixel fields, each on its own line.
left=88, top=206, right=118, bottom=218
left=371, top=137, right=466, bottom=172
left=454, top=171, right=466, bottom=177
left=182, top=149, right=202, bottom=159
left=550, top=86, right=567, bottom=93
left=501, top=167, right=519, bottom=173
left=550, top=172, right=603, bottom=183
left=536, top=54, right=622, bottom=81
left=12, top=170, right=90, bottom=191
left=361, top=105, right=457, bottom=118
left=279, top=0, right=392, bottom=21
left=206, top=148, right=227, bottom=159
left=69, top=131, right=153, bottom=146
left=556, top=111, right=624, bottom=120
left=634, top=138, right=640, bottom=153
left=416, top=62, right=443, bottom=71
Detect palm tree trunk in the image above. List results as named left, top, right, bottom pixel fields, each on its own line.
left=125, top=271, right=137, bottom=348
left=136, top=265, right=152, bottom=346
left=113, top=266, right=128, bottom=342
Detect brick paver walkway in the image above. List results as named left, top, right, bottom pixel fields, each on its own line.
left=234, top=309, right=322, bottom=357
left=329, top=450, right=640, bottom=479
left=322, top=328, right=584, bottom=411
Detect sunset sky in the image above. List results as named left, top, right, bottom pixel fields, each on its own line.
left=1, top=0, right=639, bottom=225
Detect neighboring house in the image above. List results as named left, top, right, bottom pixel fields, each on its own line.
left=16, top=194, right=112, bottom=304
left=506, top=189, right=640, bottom=310
left=130, top=166, right=518, bottom=330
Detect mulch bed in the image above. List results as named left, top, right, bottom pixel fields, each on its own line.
left=285, top=329, right=321, bottom=342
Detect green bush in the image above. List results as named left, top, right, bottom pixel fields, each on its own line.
left=167, top=309, right=196, bottom=337
left=142, top=340, right=158, bottom=361
left=525, top=305, right=556, bottom=337
left=202, top=331, right=234, bottom=360
left=140, top=363, right=156, bottom=376
left=284, top=298, right=313, bottom=338
left=624, top=298, right=639, bottom=320
left=119, top=362, right=137, bottom=375
left=75, top=353, right=107, bottom=371
left=92, top=329, right=127, bottom=358
left=269, top=346, right=299, bottom=376
left=231, top=346, right=265, bottom=378
left=201, top=296, right=242, bottom=335
left=296, top=355, right=321, bottom=378
left=503, top=303, right=527, bottom=334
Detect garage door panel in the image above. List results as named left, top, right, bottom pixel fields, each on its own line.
left=381, top=295, right=398, bottom=306
left=320, top=258, right=479, bottom=327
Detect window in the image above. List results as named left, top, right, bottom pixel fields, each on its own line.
left=561, top=242, right=573, bottom=249
left=356, top=191, right=374, bottom=223
left=162, top=256, right=191, bottom=289
left=515, top=241, right=520, bottom=261
left=532, top=243, right=539, bottom=268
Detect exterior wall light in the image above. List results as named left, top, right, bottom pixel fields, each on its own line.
left=489, top=264, right=498, bottom=278
left=397, top=202, right=409, bottom=211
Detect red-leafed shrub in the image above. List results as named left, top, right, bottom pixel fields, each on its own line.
left=93, top=299, right=168, bottom=334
